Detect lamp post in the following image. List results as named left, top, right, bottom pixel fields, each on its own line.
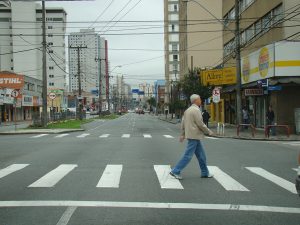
left=182, top=0, right=242, bottom=124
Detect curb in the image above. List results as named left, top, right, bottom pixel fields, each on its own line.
left=158, top=118, right=179, bottom=124
left=213, top=135, right=300, bottom=141
left=0, top=129, right=85, bottom=135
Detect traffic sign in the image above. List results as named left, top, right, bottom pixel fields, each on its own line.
left=49, top=92, right=56, bottom=99
left=11, top=89, right=19, bottom=98
left=212, top=87, right=221, bottom=103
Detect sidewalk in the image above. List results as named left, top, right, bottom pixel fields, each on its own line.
left=0, top=120, right=84, bottom=135
left=157, top=115, right=300, bottom=141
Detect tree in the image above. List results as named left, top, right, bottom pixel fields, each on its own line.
left=147, top=97, right=156, bottom=107
left=178, top=68, right=211, bottom=102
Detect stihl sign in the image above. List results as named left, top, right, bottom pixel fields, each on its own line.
left=0, top=73, right=24, bottom=89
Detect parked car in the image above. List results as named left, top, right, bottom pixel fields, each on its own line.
left=296, top=152, right=300, bottom=196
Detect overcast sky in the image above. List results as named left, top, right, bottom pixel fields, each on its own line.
left=46, top=0, right=165, bottom=86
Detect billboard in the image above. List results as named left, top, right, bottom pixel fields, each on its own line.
left=0, top=73, right=24, bottom=89
left=201, top=67, right=236, bottom=86
left=241, top=41, right=300, bottom=84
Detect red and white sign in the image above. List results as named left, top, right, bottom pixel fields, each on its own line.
left=11, top=89, right=19, bottom=98
left=49, top=92, right=56, bottom=100
left=244, top=88, right=264, bottom=96
left=0, top=73, right=24, bottom=89
left=212, top=87, right=221, bottom=103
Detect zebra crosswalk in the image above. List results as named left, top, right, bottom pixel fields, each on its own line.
left=0, top=163, right=297, bottom=194
left=29, top=133, right=220, bottom=140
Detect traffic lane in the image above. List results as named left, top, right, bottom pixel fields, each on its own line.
left=0, top=136, right=299, bottom=208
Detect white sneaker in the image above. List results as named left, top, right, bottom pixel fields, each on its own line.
left=169, top=172, right=183, bottom=180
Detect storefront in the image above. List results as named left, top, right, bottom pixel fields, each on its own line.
left=240, top=41, right=300, bottom=132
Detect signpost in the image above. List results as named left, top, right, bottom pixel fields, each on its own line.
left=11, top=89, right=19, bottom=131
left=49, top=92, right=56, bottom=121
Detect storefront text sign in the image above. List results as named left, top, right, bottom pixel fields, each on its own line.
left=0, top=73, right=24, bottom=89
left=202, top=67, right=236, bottom=86
left=244, top=89, right=264, bottom=96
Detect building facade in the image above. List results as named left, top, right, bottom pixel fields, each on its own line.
left=0, top=1, right=67, bottom=90
left=221, top=0, right=300, bottom=132
left=164, top=0, right=180, bottom=105
left=68, top=29, right=108, bottom=111
left=179, top=0, right=223, bottom=76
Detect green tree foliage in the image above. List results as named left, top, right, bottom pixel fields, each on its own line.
left=147, top=97, right=156, bottom=107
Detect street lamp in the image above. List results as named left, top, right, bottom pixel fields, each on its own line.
left=182, top=0, right=242, bottom=124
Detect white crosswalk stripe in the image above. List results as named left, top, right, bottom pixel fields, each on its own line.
left=143, top=134, right=152, bottom=138
left=208, top=166, right=249, bottom=191
left=55, top=134, right=70, bottom=138
left=122, top=134, right=130, bottom=138
left=97, top=165, right=123, bottom=188
left=205, top=136, right=219, bottom=140
left=99, top=134, right=110, bottom=138
left=292, top=168, right=298, bottom=172
left=282, top=142, right=300, bottom=146
left=28, top=164, right=77, bottom=188
left=246, top=167, right=297, bottom=194
left=76, top=133, right=90, bottom=138
left=154, top=165, right=184, bottom=189
left=163, top=135, right=174, bottom=139
left=30, top=134, right=49, bottom=138
left=0, top=164, right=29, bottom=179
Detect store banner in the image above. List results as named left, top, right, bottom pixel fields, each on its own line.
left=22, top=95, right=33, bottom=107
left=202, top=67, right=236, bottom=86
left=0, top=73, right=24, bottom=89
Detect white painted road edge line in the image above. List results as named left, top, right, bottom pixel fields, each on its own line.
left=55, top=134, right=70, bottom=138
left=163, top=135, right=174, bottom=139
left=76, top=133, right=90, bottom=138
left=246, top=167, right=297, bottom=194
left=208, top=166, right=249, bottom=192
left=28, top=164, right=78, bottom=188
left=0, top=201, right=300, bottom=214
left=122, top=134, right=130, bottom=138
left=56, top=206, right=77, bottom=225
left=154, top=165, right=183, bottom=189
left=0, top=164, right=29, bottom=179
left=143, top=134, right=152, bottom=138
left=97, top=165, right=123, bottom=188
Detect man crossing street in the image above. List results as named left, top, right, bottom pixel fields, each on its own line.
left=170, top=94, right=214, bottom=180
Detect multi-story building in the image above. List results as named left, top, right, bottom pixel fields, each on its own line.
left=164, top=0, right=180, bottom=105
left=68, top=29, right=108, bottom=110
left=154, top=80, right=166, bottom=114
left=0, top=1, right=67, bottom=90
left=179, top=0, right=223, bottom=75
left=221, top=0, right=300, bottom=131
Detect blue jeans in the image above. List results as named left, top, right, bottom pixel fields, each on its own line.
left=171, top=139, right=209, bottom=177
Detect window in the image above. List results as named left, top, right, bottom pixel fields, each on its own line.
left=48, top=26, right=53, bottom=29
left=49, top=82, right=54, bottom=86
left=172, top=43, right=178, bottom=51
left=171, top=24, right=175, bottom=32
left=273, top=4, right=283, bottom=24
left=49, top=75, right=54, bottom=78
left=254, top=20, right=261, bottom=36
left=174, top=4, right=178, bottom=12
left=49, top=66, right=54, bottom=70
left=228, top=8, right=235, bottom=20
left=173, top=54, right=178, bottom=61
left=245, top=24, right=254, bottom=42
left=48, top=42, right=53, bottom=46
left=48, top=34, right=53, bottom=37
left=10, top=67, right=13, bottom=71
left=10, top=59, right=13, bottom=62
left=48, top=50, right=53, bottom=53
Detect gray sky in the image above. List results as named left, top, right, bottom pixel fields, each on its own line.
left=46, top=0, right=165, bottom=86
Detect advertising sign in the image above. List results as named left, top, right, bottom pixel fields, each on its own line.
left=202, top=67, right=236, bottom=86
left=0, top=73, right=24, bottom=89
left=244, top=89, right=264, bottom=96
left=212, top=87, right=221, bottom=103
left=132, top=89, right=139, bottom=94
left=22, top=95, right=33, bottom=107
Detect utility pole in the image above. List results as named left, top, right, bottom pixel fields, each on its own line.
left=41, top=0, right=48, bottom=127
left=70, top=45, right=87, bottom=120
left=235, top=0, right=242, bottom=125
left=95, top=57, right=106, bottom=117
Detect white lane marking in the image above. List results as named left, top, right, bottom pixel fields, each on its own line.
left=55, top=134, right=70, bottom=138
left=56, top=206, right=77, bottom=225
left=0, top=201, right=300, bottom=214
left=0, top=164, right=29, bottom=179
left=122, top=134, right=130, bottom=138
left=28, top=164, right=77, bottom=188
left=153, top=165, right=183, bottom=189
left=292, top=168, right=298, bottom=172
left=76, top=133, right=90, bottom=138
left=97, top=165, right=123, bottom=188
left=205, top=136, right=219, bottom=140
left=99, top=134, right=110, bottom=138
left=143, top=134, right=152, bottom=138
left=282, top=142, right=300, bottom=145
left=163, top=135, right=174, bottom=139
left=31, top=134, right=49, bottom=138
left=246, top=167, right=297, bottom=194
left=207, top=166, right=249, bottom=191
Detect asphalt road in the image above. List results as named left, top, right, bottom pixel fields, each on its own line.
left=0, top=113, right=299, bottom=225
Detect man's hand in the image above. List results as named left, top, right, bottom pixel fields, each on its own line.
left=179, top=135, right=185, bottom=142
left=208, top=130, right=214, bottom=136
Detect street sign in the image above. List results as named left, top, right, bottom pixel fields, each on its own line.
left=212, top=87, right=221, bottom=103
left=11, top=89, right=19, bottom=98
left=132, top=89, right=139, bottom=94
left=268, top=85, right=282, bottom=91
left=49, top=92, right=56, bottom=99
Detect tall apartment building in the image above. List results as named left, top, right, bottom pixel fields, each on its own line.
left=68, top=29, right=108, bottom=102
left=179, top=0, right=223, bottom=75
left=164, top=0, right=180, bottom=104
left=0, top=1, right=67, bottom=90
left=222, top=0, right=300, bottom=130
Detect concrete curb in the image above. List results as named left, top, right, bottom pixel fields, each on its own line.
left=158, top=118, right=179, bottom=124
left=213, top=135, right=300, bottom=141
left=0, top=129, right=85, bottom=135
